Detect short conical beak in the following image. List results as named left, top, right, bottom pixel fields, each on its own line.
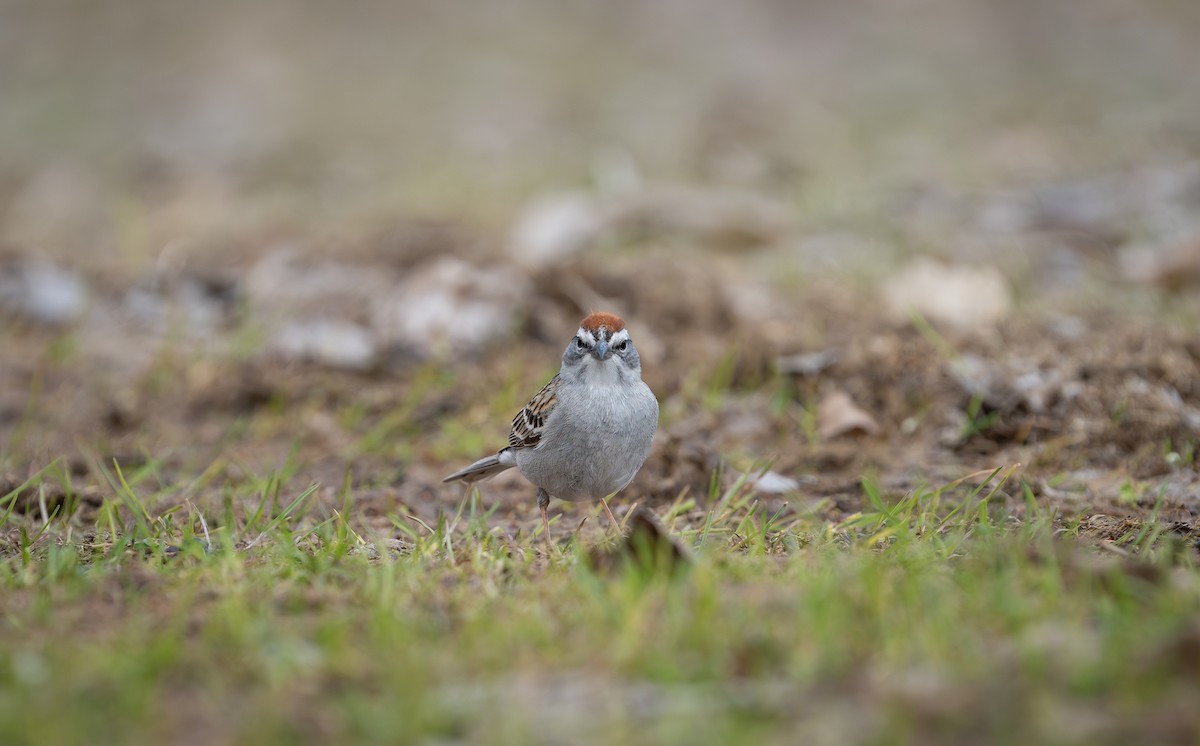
left=594, top=340, right=610, bottom=360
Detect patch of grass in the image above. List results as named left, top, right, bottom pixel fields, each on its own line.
left=353, top=362, right=459, bottom=460
left=2, top=462, right=1199, bottom=745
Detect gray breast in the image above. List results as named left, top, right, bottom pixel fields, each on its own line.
left=514, top=381, right=658, bottom=502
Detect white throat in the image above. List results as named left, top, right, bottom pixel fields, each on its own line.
left=579, top=357, right=625, bottom=387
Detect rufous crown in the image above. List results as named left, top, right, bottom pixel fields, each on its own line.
left=580, top=312, right=625, bottom=333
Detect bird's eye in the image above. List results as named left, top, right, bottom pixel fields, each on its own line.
left=614, top=340, right=628, bottom=352
left=575, top=338, right=587, bottom=350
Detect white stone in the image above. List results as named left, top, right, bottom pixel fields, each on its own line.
left=0, top=262, right=87, bottom=325
left=882, top=258, right=1011, bottom=331
left=372, top=257, right=531, bottom=357
left=274, top=320, right=377, bottom=370
left=753, top=470, right=800, bottom=494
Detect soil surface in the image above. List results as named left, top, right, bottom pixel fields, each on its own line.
left=4, top=242, right=1199, bottom=550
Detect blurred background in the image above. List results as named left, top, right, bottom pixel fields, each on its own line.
left=5, top=0, right=1200, bottom=262
left=4, top=0, right=1200, bottom=525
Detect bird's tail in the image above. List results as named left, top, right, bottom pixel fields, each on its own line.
left=441, top=450, right=515, bottom=484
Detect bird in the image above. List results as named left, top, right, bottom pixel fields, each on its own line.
left=442, top=312, right=659, bottom=544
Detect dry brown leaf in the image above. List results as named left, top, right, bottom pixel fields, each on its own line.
left=1128, top=235, right=1200, bottom=292
left=817, top=389, right=880, bottom=441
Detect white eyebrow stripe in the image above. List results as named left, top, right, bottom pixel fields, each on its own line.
left=610, top=329, right=630, bottom=344
left=576, top=328, right=596, bottom=345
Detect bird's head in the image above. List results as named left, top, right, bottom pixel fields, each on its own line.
left=563, top=311, right=642, bottom=383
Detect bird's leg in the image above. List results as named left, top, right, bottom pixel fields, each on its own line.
left=600, top=497, right=621, bottom=535
left=537, top=488, right=552, bottom=550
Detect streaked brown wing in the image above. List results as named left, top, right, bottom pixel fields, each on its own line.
left=507, top=374, right=559, bottom=449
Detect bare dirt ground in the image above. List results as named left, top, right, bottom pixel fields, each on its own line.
left=4, top=236, right=1200, bottom=548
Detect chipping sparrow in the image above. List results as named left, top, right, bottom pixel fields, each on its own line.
left=443, top=312, right=659, bottom=543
